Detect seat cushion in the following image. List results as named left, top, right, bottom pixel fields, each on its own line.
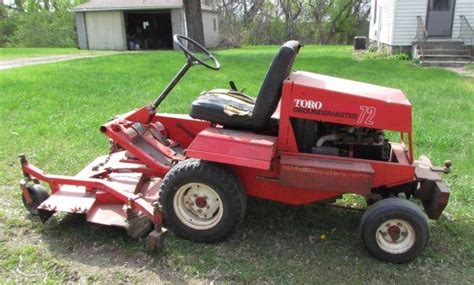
left=190, top=89, right=255, bottom=129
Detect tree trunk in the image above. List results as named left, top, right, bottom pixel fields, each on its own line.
left=279, top=0, right=302, bottom=40
left=14, top=0, right=24, bottom=12
left=183, top=0, right=205, bottom=47
left=44, top=0, right=50, bottom=11
left=0, top=0, right=4, bottom=18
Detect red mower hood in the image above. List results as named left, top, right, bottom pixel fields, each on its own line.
left=286, top=71, right=412, bottom=132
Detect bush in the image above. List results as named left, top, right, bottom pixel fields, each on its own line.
left=360, top=44, right=411, bottom=61
left=0, top=15, right=17, bottom=46
left=0, top=0, right=81, bottom=48
left=5, top=10, right=76, bottom=47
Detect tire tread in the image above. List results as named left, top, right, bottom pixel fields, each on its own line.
left=159, top=159, right=246, bottom=242
left=359, top=198, right=430, bottom=263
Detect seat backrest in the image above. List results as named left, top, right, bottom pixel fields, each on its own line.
left=251, top=40, right=301, bottom=132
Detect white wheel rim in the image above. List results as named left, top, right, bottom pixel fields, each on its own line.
left=376, top=219, right=416, bottom=254
left=173, top=182, right=224, bottom=230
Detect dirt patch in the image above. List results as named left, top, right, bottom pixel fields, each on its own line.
left=48, top=242, right=192, bottom=284
left=0, top=186, right=207, bottom=284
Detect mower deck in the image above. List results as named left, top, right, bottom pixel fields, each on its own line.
left=40, top=153, right=160, bottom=224
left=20, top=151, right=165, bottom=248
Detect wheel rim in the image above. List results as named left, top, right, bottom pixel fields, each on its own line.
left=173, top=182, right=224, bottom=230
left=376, top=219, right=416, bottom=254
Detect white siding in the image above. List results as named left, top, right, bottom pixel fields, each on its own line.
left=370, top=0, right=474, bottom=47
left=369, top=0, right=396, bottom=45
left=85, top=11, right=126, bottom=50
left=202, top=11, right=219, bottom=47
left=172, top=9, right=218, bottom=48
left=452, top=0, right=474, bottom=42
left=171, top=8, right=185, bottom=50
left=75, top=12, right=88, bottom=49
left=392, top=0, right=427, bottom=46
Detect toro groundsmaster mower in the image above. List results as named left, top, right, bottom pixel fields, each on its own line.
left=19, top=35, right=451, bottom=263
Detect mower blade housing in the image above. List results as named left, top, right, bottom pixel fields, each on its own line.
left=18, top=152, right=164, bottom=236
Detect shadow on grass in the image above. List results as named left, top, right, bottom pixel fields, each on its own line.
left=34, top=197, right=472, bottom=283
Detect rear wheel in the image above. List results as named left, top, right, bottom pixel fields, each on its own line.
left=159, top=159, right=246, bottom=242
left=360, top=198, right=430, bottom=263
left=21, top=184, right=50, bottom=216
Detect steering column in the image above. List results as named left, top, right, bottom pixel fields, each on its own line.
left=151, top=34, right=220, bottom=110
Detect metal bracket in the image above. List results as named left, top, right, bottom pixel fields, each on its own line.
left=430, top=160, right=452, bottom=174
left=127, top=193, right=144, bottom=207
left=19, top=179, right=33, bottom=204
left=18, top=154, right=32, bottom=180
left=145, top=228, right=167, bottom=252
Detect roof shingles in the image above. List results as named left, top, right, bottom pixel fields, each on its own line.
left=72, top=0, right=213, bottom=12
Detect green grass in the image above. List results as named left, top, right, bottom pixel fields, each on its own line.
left=466, top=64, right=474, bottom=71
left=0, top=47, right=89, bottom=59
left=0, top=46, right=473, bottom=283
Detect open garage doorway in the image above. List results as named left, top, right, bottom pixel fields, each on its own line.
left=125, top=11, right=173, bottom=50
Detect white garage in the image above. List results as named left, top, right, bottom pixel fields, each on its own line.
left=72, top=0, right=220, bottom=51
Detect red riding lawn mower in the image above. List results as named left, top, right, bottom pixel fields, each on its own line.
left=19, top=35, right=452, bottom=263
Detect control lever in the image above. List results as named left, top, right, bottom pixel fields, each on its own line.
left=149, top=126, right=170, bottom=146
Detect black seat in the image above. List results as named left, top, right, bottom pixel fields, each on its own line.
left=190, top=41, right=301, bottom=131
left=190, top=89, right=255, bottom=129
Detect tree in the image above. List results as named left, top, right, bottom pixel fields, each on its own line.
left=0, top=0, right=86, bottom=47
left=325, top=0, right=370, bottom=44
left=0, top=0, right=5, bottom=18
left=217, top=0, right=266, bottom=47
left=278, top=0, right=303, bottom=39
left=308, top=0, right=334, bottom=43
left=183, top=0, right=205, bottom=46
left=241, top=0, right=265, bottom=28
left=215, top=0, right=370, bottom=45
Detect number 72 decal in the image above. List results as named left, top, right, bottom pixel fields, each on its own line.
left=357, top=106, right=376, bottom=125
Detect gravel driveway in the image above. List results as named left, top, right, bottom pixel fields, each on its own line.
left=0, top=53, right=113, bottom=70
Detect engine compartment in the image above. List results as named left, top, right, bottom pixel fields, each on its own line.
left=291, top=118, right=391, bottom=161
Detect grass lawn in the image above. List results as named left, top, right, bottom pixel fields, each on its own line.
left=0, top=47, right=90, bottom=60
left=0, top=46, right=473, bottom=283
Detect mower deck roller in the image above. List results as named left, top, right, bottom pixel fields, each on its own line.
left=19, top=34, right=451, bottom=262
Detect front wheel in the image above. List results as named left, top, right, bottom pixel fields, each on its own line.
left=159, top=159, right=246, bottom=242
left=360, top=198, right=430, bottom=263
left=21, top=184, right=50, bottom=215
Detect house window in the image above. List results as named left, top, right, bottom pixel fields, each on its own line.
left=373, top=0, right=377, bottom=23
left=213, top=18, right=217, bottom=31
left=433, top=0, right=450, bottom=11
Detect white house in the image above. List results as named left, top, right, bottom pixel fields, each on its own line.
left=368, top=0, right=473, bottom=62
left=72, top=0, right=219, bottom=51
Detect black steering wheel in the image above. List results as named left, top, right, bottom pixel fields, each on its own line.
left=173, top=34, right=220, bottom=70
